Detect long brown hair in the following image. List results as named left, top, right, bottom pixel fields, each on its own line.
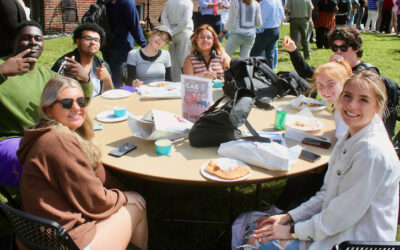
left=39, top=77, right=101, bottom=168
left=190, top=24, right=223, bottom=55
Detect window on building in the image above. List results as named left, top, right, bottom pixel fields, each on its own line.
left=136, top=3, right=144, bottom=20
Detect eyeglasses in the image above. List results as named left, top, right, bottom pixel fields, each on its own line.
left=198, top=35, right=213, bottom=41
left=331, top=44, right=349, bottom=52
left=156, top=32, right=169, bottom=43
left=80, top=36, right=100, bottom=43
left=55, top=97, right=89, bottom=109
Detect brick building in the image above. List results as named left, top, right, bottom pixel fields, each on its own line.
left=26, top=0, right=198, bottom=35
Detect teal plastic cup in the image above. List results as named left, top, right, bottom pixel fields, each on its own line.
left=113, top=106, right=127, bottom=117
left=213, top=80, right=223, bottom=88
left=155, top=139, right=172, bottom=155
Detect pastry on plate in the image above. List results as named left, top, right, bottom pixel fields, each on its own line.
left=149, top=81, right=171, bottom=87
left=205, top=159, right=250, bottom=180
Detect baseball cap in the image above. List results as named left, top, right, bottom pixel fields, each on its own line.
left=154, top=25, right=172, bottom=41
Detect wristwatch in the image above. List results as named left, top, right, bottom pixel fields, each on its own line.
left=290, top=225, right=298, bottom=239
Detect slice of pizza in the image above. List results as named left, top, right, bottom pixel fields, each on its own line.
left=205, top=159, right=250, bottom=180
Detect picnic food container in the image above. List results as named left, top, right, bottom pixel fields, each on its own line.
left=155, top=139, right=172, bottom=155
left=113, top=106, right=127, bottom=118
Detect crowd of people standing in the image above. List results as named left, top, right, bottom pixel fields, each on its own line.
left=0, top=0, right=399, bottom=249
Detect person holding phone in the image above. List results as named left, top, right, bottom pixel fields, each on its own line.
left=245, top=70, right=400, bottom=249
left=18, top=77, right=148, bottom=250
left=0, top=21, right=92, bottom=188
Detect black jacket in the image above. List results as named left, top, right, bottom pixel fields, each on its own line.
left=51, top=49, right=112, bottom=94
left=0, top=0, right=27, bottom=57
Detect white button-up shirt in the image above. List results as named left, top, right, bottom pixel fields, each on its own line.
left=289, top=115, right=400, bottom=249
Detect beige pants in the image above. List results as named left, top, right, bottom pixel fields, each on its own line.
left=169, top=29, right=192, bottom=82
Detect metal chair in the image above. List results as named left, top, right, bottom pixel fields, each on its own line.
left=0, top=200, right=79, bottom=250
left=61, top=0, right=79, bottom=32
left=332, top=240, right=400, bottom=250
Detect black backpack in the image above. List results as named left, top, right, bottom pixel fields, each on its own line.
left=223, top=57, right=311, bottom=110
left=358, top=63, right=399, bottom=139
left=81, top=0, right=117, bottom=48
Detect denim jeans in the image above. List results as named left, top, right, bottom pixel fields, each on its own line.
left=250, top=27, right=280, bottom=70
left=257, top=240, right=300, bottom=250
left=224, top=33, right=256, bottom=58
left=102, top=47, right=130, bottom=88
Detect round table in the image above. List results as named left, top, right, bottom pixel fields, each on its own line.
left=89, top=90, right=336, bottom=186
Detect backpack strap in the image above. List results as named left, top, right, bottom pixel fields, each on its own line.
left=241, top=120, right=271, bottom=143
left=357, top=62, right=381, bottom=75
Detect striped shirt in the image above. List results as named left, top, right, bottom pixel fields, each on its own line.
left=190, top=54, right=225, bottom=78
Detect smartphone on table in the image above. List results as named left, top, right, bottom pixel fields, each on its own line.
left=109, top=143, right=137, bottom=157
left=299, top=150, right=321, bottom=162
left=301, top=137, right=331, bottom=149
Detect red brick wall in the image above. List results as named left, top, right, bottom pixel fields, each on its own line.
left=41, top=0, right=198, bottom=35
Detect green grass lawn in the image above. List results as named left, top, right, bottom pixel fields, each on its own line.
left=1, top=24, right=399, bottom=249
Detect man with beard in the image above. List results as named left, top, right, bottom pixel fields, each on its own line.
left=0, top=21, right=93, bottom=187
left=52, top=23, right=113, bottom=97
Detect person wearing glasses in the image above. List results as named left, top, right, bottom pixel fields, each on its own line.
left=282, top=26, right=379, bottom=80
left=126, top=26, right=172, bottom=87
left=52, top=23, right=113, bottom=97
left=18, top=77, right=148, bottom=250
left=183, top=24, right=231, bottom=80
left=0, top=21, right=92, bottom=188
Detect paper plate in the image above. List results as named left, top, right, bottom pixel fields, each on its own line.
left=101, top=89, right=132, bottom=99
left=200, top=158, right=252, bottom=182
left=148, top=81, right=173, bottom=87
left=290, top=96, right=326, bottom=111
left=95, top=110, right=129, bottom=123
left=286, top=115, right=324, bottom=131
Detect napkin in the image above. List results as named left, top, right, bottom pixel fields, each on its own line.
left=138, top=82, right=181, bottom=99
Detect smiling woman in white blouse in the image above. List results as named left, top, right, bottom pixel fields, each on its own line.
left=246, top=70, right=400, bottom=250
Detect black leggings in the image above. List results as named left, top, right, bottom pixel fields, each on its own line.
left=316, top=27, right=330, bottom=49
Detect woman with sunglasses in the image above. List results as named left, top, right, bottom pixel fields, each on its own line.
left=244, top=70, right=400, bottom=250
left=18, top=77, right=148, bottom=250
left=126, top=26, right=172, bottom=87
left=183, top=24, right=231, bottom=80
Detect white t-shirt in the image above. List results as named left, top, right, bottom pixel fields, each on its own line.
left=90, top=68, right=101, bottom=97
left=126, top=49, right=171, bottom=84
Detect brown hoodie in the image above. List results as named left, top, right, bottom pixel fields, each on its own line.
left=17, top=127, right=127, bottom=249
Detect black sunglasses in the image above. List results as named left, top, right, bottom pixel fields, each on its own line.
left=331, top=44, right=349, bottom=52
left=55, top=97, right=89, bottom=109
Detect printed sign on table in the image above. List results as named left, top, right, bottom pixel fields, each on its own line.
left=181, top=74, right=212, bottom=122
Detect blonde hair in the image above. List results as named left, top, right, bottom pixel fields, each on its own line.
left=190, top=24, right=223, bottom=55
left=242, top=0, right=253, bottom=4
left=313, top=60, right=352, bottom=83
left=39, top=77, right=101, bottom=168
left=340, top=70, right=388, bottom=118
left=309, top=60, right=352, bottom=100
